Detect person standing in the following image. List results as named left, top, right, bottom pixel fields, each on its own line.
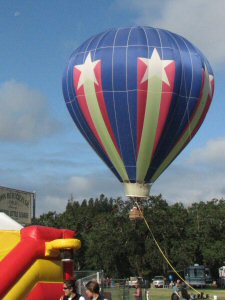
left=171, top=280, right=180, bottom=300
left=181, top=283, right=191, bottom=300
left=134, top=282, right=143, bottom=300
left=60, top=279, right=85, bottom=300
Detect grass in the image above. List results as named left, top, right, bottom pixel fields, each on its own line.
left=106, top=287, right=225, bottom=300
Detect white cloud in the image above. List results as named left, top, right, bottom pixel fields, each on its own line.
left=68, top=176, right=90, bottom=194
left=152, top=164, right=225, bottom=205
left=188, top=137, right=225, bottom=168
left=37, top=195, right=67, bottom=215
left=34, top=170, right=124, bottom=216
left=67, top=173, right=123, bottom=200
left=116, top=0, right=225, bottom=67
left=152, top=137, right=225, bottom=205
left=0, top=80, right=62, bottom=142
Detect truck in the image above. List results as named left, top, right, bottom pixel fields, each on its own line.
left=184, top=264, right=212, bottom=287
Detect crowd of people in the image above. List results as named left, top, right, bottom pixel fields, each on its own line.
left=59, top=278, right=146, bottom=300
left=170, top=279, right=209, bottom=300
left=59, top=277, right=209, bottom=300
left=172, top=279, right=198, bottom=300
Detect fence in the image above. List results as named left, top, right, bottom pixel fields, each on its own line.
left=74, top=271, right=130, bottom=300
left=75, top=270, right=104, bottom=295
left=104, top=278, right=130, bottom=300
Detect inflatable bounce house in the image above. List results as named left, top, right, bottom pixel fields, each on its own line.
left=0, top=213, right=81, bottom=299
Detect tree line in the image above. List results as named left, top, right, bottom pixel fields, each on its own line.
left=33, top=194, right=225, bottom=281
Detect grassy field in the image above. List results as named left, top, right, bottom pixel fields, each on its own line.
left=106, top=287, right=225, bottom=300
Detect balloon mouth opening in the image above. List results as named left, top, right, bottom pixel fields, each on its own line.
left=124, top=182, right=151, bottom=198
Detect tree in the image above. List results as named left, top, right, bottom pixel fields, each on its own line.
left=34, top=195, right=225, bottom=280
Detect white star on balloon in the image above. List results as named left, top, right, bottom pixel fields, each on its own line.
left=75, top=52, right=100, bottom=89
left=139, top=48, right=174, bottom=86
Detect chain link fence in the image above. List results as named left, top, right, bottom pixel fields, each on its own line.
left=74, top=271, right=130, bottom=300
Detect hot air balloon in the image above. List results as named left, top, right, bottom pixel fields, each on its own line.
left=62, top=26, right=214, bottom=218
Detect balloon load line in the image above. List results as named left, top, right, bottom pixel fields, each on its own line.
left=134, top=200, right=203, bottom=297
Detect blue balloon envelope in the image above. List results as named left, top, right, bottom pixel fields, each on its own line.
left=62, top=26, right=214, bottom=198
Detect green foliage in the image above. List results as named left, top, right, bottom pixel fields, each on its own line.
left=33, top=195, right=225, bottom=280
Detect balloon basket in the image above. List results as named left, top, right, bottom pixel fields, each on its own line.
left=129, top=206, right=144, bottom=221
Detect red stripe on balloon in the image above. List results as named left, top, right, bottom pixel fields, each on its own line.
left=169, top=70, right=214, bottom=157
left=190, top=75, right=214, bottom=140
left=73, top=68, right=107, bottom=153
left=169, top=71, right=205, bottom=155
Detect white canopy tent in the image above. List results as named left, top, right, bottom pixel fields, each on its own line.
left=0, top=212, right=23, bottom=230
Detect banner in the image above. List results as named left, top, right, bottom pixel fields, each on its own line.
left=0, top=186, right=34, bottom=225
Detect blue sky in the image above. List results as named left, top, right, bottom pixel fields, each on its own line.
left=0, top=0, right=225, bottom=215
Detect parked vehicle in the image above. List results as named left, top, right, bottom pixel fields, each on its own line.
left=152, top=276, right=164, bottom=288
left=126, top=276, right=143, bottom=287
left=184, top=264, right=212, bottom=287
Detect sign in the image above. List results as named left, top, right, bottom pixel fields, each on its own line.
left=0, top=187, right=34, bottom=225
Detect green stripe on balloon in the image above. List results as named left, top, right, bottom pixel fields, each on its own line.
left=83, top=79, right=129, bottom=181
left=136, top=77, right=162, bottom=182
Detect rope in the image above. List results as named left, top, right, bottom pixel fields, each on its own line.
left=134, top=200, right=203, bottom=297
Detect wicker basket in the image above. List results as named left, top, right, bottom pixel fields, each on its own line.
left=129, top=206, right=144, bottom=221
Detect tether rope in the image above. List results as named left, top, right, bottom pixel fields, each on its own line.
left=134, top=200, right=214, bottom=299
